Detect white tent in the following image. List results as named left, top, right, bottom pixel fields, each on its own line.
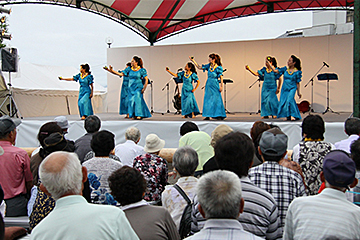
left=2, top=62, right=107, bottom=117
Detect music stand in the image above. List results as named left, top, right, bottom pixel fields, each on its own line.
left=223, top=79, right=233, bottom=114
left=249, top=75, right=263, bottom=115
left=317, top=73, right=339, bottom=115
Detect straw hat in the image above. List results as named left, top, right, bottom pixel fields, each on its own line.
left=144, top=134, right=165, bottom=153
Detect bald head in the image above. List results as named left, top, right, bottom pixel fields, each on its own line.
left=39, top=151, right=84, bottom=200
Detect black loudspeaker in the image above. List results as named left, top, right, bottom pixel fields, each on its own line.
left=1, top=48, right=18, bottom=72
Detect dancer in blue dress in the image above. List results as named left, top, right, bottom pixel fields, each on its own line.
left=190, top=53, right=226, bottom=120
left=104, top=56, right=151, bottom=120
left=104, top=62, right=131, bottom=118
left=165, top=62, right=200, bottom=118
left=276, top=55, right=303, bottom=121
left=245, top=56, right=282, bottom=119
left=59, top=63, right=94, bottom=120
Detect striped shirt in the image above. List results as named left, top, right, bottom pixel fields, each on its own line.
left=248, top=162, right=306, bottom=230
left=191, top=177, right=282, bottom=240
left=284, top=188, right=360, bottom=240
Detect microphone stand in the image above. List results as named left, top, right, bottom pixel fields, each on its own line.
left=162, top=77, right=174, bottom=114
left=249, top=78, right=261, bottom=115
left=304, top=62, right=327, bottom=114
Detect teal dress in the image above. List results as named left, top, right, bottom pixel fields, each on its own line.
left=277, top=67, right=302, bottom=119
left=257, top=67, right=280, bottom=117
left=73, top=73, right=94, bottom=117
left=201, top=64, right=226, bottom=118
left=178, top=71, right=200, bottom=116
left=122, top=67, right=151, bottom=118
left=118, top=70, right=129, bottom=115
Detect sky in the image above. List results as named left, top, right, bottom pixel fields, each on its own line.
left=4, top=4, right=313, bottom=87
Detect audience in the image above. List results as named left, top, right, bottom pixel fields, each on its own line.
left=202, top=124, right=233, bottom=173
left=335, top=117, right=360, bottom=153
left=75, top=115, right=101, bottom=163
left=186, top=170, right=262, bottom=240
left=250, top=121, right=271, bottom=164
left=350, top=138, right=360, bottom=205
left=109, top=166, right=180, bottom=240
left=284, top=150, right=360, bottom=239
left=54, top=115, right=71, bottom=136
left=31, top=151, right=139, bottom=240
left=133, top=134, right=168, bottom=205
left=192, top=132, right=282, bottom=240
left=179, top=122, right=214, bottom=177
left=162, top=146, right=199, bottom=230
left=114, top=126, right=145, bottom=167
left=82, top=130, right=123, bottom=205
left=249, top=128, right=306, bottom=230
left=0, top=116, right=32, bottom=217
left=292, top=115, right=334, bottom=195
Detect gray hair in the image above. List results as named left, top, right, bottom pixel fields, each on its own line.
left=197, top=170, right=242, bottom=219
left=39, top=151, right=83, bottom=200
left=85, top=115, right=101, bottom=133
left=173, top=146, right=198, bottom=176
left=125, top=127, right=141, bottom=142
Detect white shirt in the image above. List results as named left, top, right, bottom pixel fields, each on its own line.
left=115, top=140, right=145, bottom=167
left=284, top=188, right=360, bottom=240
left=334, top=134, right=359, bottom=153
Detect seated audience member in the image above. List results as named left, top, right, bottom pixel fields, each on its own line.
left=134, top=134, right=168, bottom=204
left=350, top=138, right=360, bottom=205
left=186, top=170, right=262, bottom=240
left=75, top=115, right=101, bottom=163
left=0, top=116, right=32, bottom=217
left=179, top=122, right=214, bottom=177
left=202, top=124, right=233, bottom=173
left=292, top=115, right=334, bottom=195
left=29, top=132, right=76, bottom=231
left=82, top=130, right=123, bottom=205
left=109, top=166, right=180, bottom=240
left=162, top=146, right=199, bottom=229
left=192, top=132, right=281, bottom=240
left=31, top=152, right=139, bottom=240
left=249, top=128, right=306, bottom=230
left=335, top=117, right=360, bottom=153
left=250, top=121, right=271, bottom=166
left=284, top=150, right=360, bottom=240
left=115, top=127, right=145, bottom=167
left=54, top=115, right=71, bottom=136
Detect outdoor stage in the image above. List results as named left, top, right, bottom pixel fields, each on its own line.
left=16, top=111, right=351, bottom=150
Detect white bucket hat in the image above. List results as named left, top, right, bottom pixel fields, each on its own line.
left=144, top=134, right=165, bottom=153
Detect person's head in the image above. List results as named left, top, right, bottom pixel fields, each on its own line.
left=197, top=170, right=243, bottom=219
left=214, top=132, right=255, bottom=177
left=208, top=53, right=222, bottom=66
left=91, top=130, right=115, bottom=157
left=84, top=115, right=101, bottom=133
left=80, top=63, right=91, bottom=74
left=54, top=116, right=70, bottom=134
left=350, top=138, right=360, bottom=171
left=37, top=122, right=62, bottom=147
left=265, top=56, right=277, bottom=68
left=42, top=132, right=75, bottom=158
left=344, top=117, right=360, bottom=136
left=109, top=166, right=146, bottom=206
left=288, top=55, right=302, bottom=70
left=132, top=56, right=143, bottom=68
left=126, top=62, right=131, bottom=68
left=258, top=128, right=288, bottom=162
left=172, top=146, right=198, bottom=177
left=125, top=126, right=141, bottom=143
left=185, top=62, right=197, bottom=74
left=144, top=134, right=165, bottom=154
left=210, top=124, right=233, bottom=147
left=39, top=151, right=86, bottom=200
left=250, top=121, right=270, bottom=144
left=321, top=150, right=358, bottom=192
left=0, top=116, right=21, bottom=144
left=180, top=121, right=199, bottom=136
left=301, top=115, right=325, bottom=140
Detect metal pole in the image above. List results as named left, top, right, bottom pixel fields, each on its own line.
left=354, top=1, right=360, bottom=117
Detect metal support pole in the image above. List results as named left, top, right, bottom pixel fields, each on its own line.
left=354, top=1, right=360, bottom=117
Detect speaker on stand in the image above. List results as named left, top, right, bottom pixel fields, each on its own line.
left=0, top=48, right=22, bottom=118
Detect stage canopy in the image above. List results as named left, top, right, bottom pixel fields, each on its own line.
left=2, top=0, right=354, bottom=44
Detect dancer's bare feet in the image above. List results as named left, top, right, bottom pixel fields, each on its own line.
left=125, top=114, right=129, bottom=119
left=81, top=116, right=86, bottom=120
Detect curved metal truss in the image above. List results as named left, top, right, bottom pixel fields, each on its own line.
left=0, top=0, right=354, bottom=45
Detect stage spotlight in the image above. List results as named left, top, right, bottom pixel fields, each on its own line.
left=0, top=16, right=5, bottom=23
left=0, top=7, right=11, bottom=15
